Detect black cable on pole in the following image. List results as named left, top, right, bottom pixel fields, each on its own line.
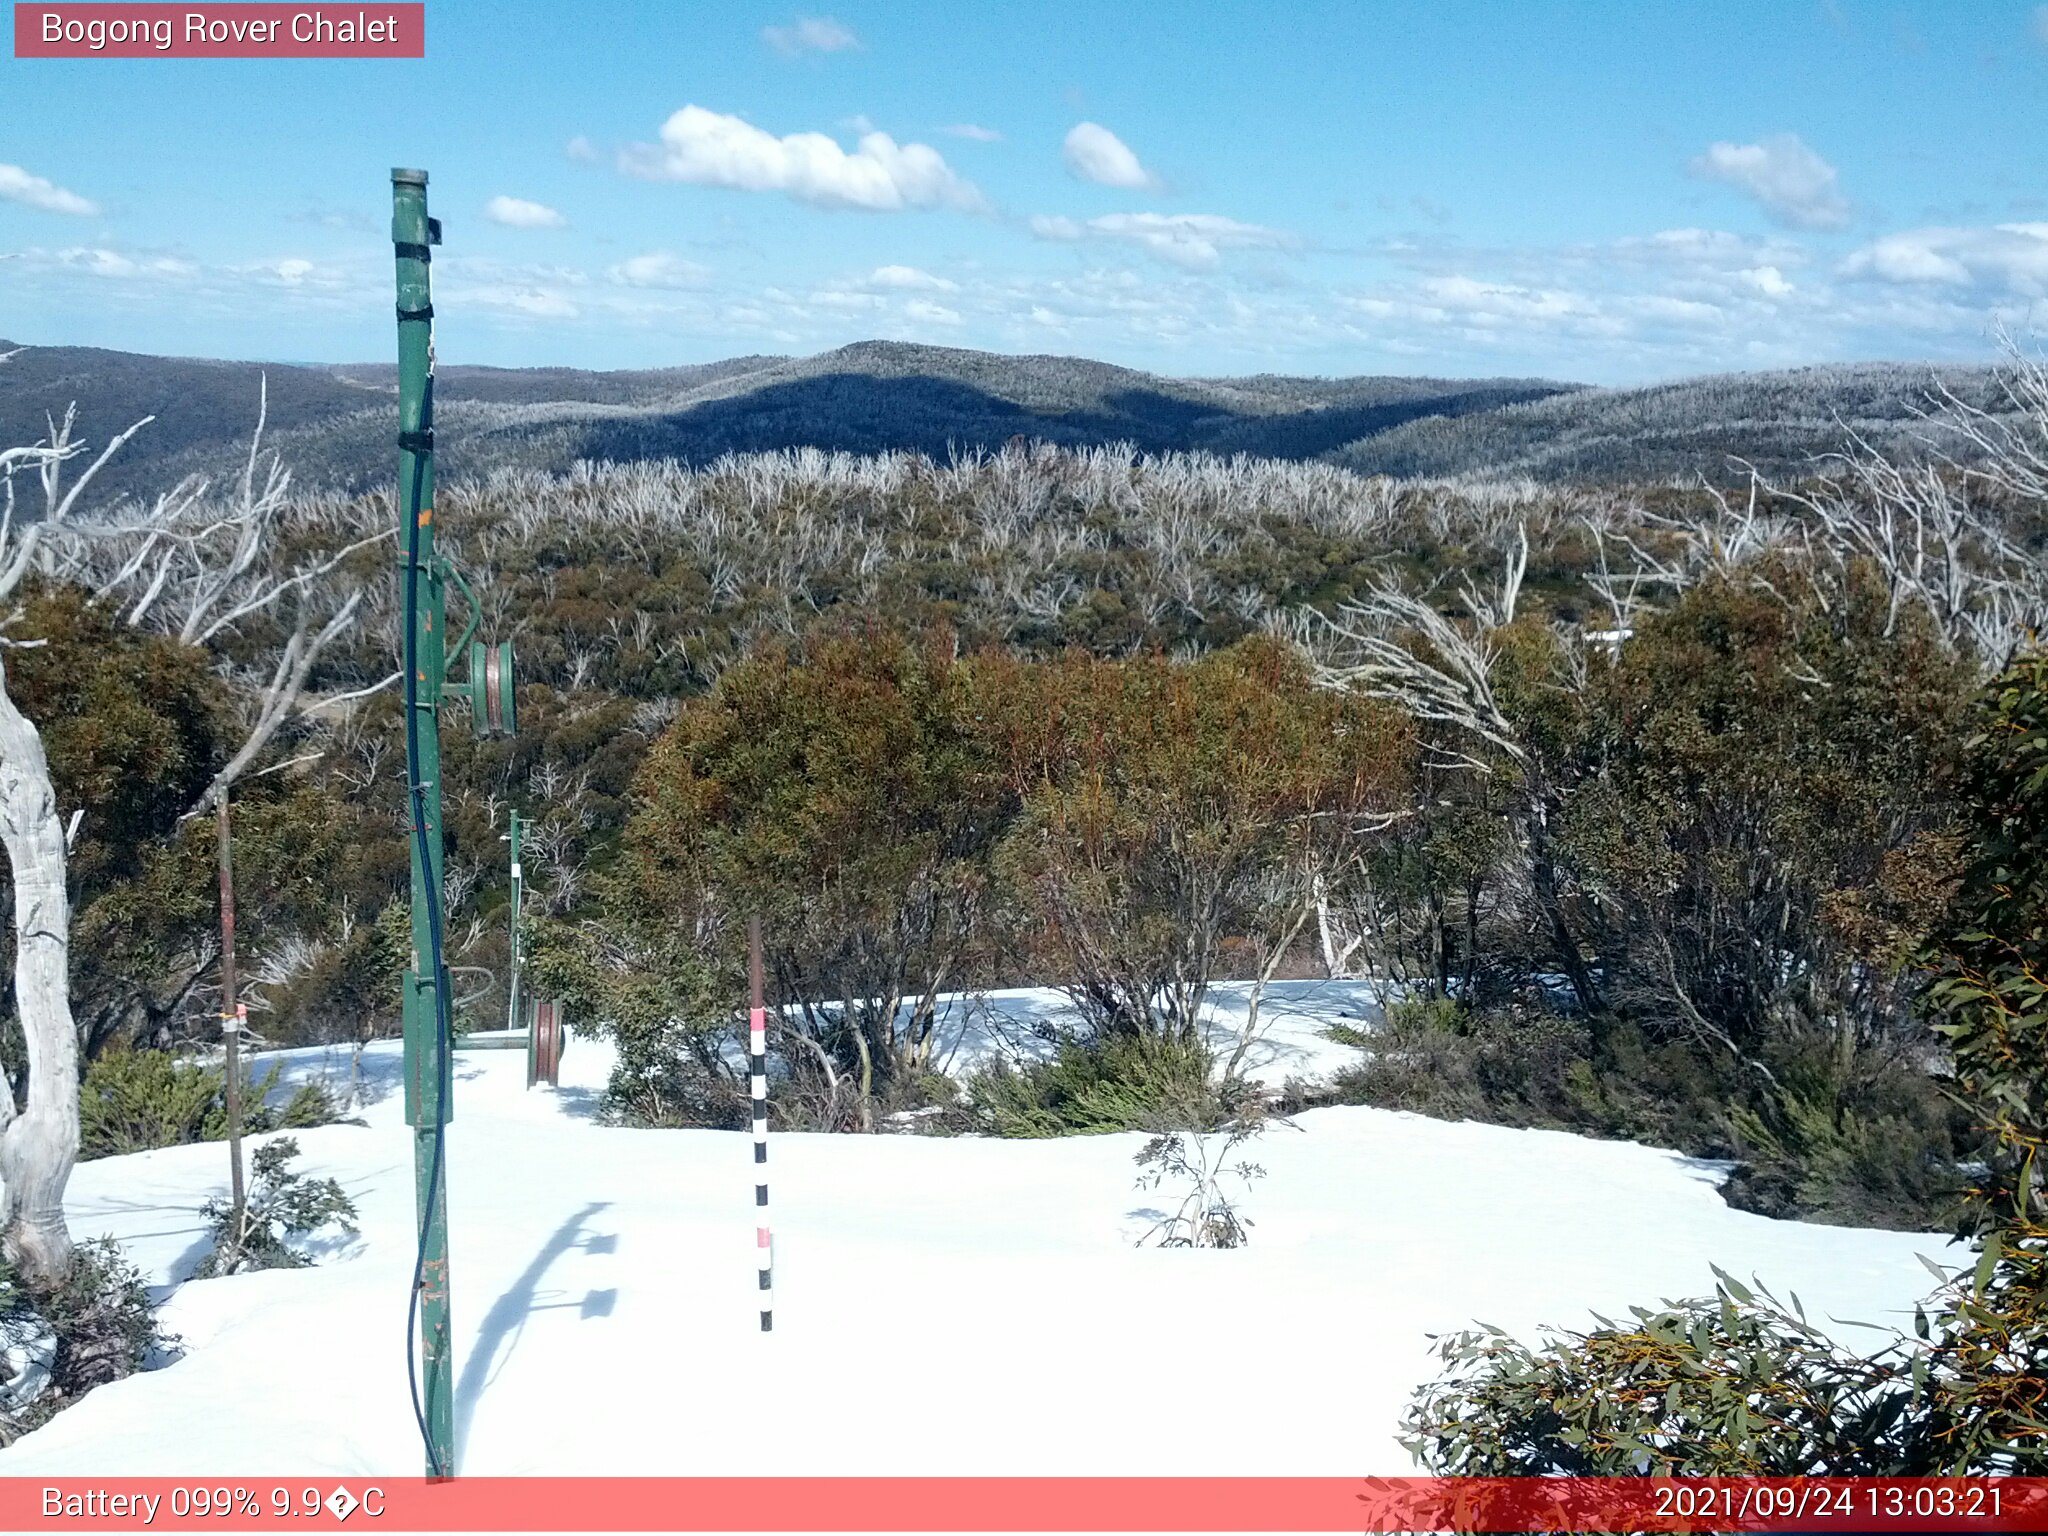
left=399, top=442, right=454, bottom=1479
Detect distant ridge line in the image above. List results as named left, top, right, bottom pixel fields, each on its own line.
left=0, top=336, right=2012, bottom=497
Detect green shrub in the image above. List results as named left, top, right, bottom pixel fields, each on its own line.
left=1403, top=650, right=2048, bottom=1477
left=1327, top=1000, right=1967, bottom=1227
left=1722, top=1050, right=1972, bottom=1229
left=527, top=914, right=748, bottom=1130
left=1403, top=1270, right=1923, bottom=1474
left=1324, top=996, right=1490, bottom=1123
left=1912, top=646, right=2048, bottom=1466
left=1324, top=998, right=1590, bottom=1128
left=20, top=1239, right=171, bottom=1425
left=1923, top=647, right=2048, bottom=1229
left=626, top=629, right=1008, bottom=1111
left=967, top=1032, right=1226, bottom=1137
left=79, top=1047, right=339, bottom=1160
left=982, top=640, right=1410, bottom=1041
left=1403, top=1233, right=2048, bottom=1475
left=1554, top=1021, right=1738, bottom=1154
left=0, top=1238, right=179, bottom=1441
left=194, top=1137, right=358, bottom=1277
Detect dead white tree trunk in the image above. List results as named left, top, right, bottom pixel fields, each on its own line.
left=0, top=368, right=380, bottom=1286
left=0, top=407, right=143, bottom=1287
left=0, top=660, right=79, bottom=1286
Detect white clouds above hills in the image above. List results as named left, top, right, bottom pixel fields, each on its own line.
left=1032, top=211, right=1293, bottom=269
left=622, top=106, right=986, bottom=213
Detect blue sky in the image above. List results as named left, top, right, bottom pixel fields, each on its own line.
left=4, top=1, right=2048, bottom=383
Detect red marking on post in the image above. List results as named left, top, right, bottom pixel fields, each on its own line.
left=756, top=1227, right=771, bottom=1247
left=749, top=1007, right=767, bottom=1029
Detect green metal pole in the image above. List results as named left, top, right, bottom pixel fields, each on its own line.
left=392, top=166, right=454, bottom=1479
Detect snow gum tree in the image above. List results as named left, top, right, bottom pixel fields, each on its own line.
left=0, top=376, right=374, bottom=1286
left=981, top=636, right=1412, bottom=1044
left=617, top=627, right=1007, bottom=1127
left=0, top=412, right=160, bottom=1285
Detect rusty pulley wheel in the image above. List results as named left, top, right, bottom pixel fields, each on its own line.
left=470, top=639, right=517, bottom=738
left=530, top=997, right=565, bottom=1088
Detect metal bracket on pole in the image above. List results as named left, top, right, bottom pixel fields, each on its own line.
left=439, top=558, right=518, bottom=737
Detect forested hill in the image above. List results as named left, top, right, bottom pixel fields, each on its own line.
left=1328, top=361, right=2015, bottom=483
left=0, top=336, right=2015, bottom=500
left=0, top=337, right=1567, bottom=499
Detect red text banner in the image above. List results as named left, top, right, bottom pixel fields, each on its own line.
left=4, top=1477, right=2048, bottom=1532
left=13, top=4, right=423, bottom=57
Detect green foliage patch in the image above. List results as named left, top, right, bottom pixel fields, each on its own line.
left=78, top=1048, right=338, bottom=1161
left=194, top=1136, right=359, bottom=1277
left=1402, top=648, right=2048, bottom=1475
left=966, top=1032, right=1226, bottom=1138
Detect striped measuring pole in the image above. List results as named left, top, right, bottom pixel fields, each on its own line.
left=749, top=915, right=772, bottom=1332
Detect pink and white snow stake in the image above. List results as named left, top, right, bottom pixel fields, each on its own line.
left=748, top=917, right=772, bottom=1332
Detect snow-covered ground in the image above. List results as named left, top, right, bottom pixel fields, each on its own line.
left=5, top=983, right=1953, bottom=1476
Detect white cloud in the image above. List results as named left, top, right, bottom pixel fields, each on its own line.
left=436, top=255, right=590, bottom=320
left=943, top=124, right=1002, bottom=142
left=1062, top=122, right=1156, bottom=190
left=565, top=136, right=599, bottom=163
left=1842, top=223, right=2048, bottom=290
left=1032, top=211, right=1293, bottom=269
left=60, top=247, right=138, bottom=277
left=762, top=16, right=859, bottom=54
left=689, top=223, right=1903, bottom=373
left=1424, top=275, right=1597, bottom=324
left=485, top=195, right=566, bottom=229
left=1689, top=134, right=1850, bottom=230
left=458, top=285, right=579, bottom=318
left=1849, top=235, right=1968, bottom=284
left=869, top=263, right=956, bottom=291
left=808, top=288, right=883, bottom=311
left=0, top=164, right=98, bottom=217
left=255, top=258, right=319, bottom=286
left=1620, top=228, right=1784, bottom=263
left=623, top=105, right=986, bottom=213
left=608, top=252, right=710, bottom=289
